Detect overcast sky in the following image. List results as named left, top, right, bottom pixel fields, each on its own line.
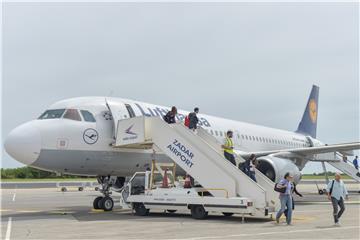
left=1, top=2, right=359, bottom=173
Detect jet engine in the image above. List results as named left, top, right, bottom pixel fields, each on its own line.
left=256, top=156, right=302, bottom=184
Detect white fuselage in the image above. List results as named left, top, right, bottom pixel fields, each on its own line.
left=4, top=97, right=318, bottom=182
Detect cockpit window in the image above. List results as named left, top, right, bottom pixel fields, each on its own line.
left=63, top=109, right=82, bottom=121
left=38, top=109, right=65, bottom=119
left=80, top=110, right=96, bottom=122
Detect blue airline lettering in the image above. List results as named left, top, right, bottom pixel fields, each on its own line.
left=135, top=103, right=211, bottom=127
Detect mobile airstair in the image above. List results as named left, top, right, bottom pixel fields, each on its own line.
left=113, top=116, right=279, bottom=219
left=313, top=152, right=360, bottom=183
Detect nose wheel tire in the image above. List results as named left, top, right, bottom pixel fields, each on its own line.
left=93, top=196, right=103, bottom=209
left=100, top=196, right=114, bottom=211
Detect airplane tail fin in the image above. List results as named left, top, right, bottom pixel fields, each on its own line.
left=296, top=85, right=319, bottom=138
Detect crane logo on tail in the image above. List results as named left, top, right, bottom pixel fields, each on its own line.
left=309, top=99, right=317, bottom=123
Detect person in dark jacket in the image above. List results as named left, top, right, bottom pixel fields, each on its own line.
left=163, top=106, right=177, bottom=124
left=240, top=154, right=255, bottom=177
left=188, top=107, right=199, bottom=130
left=353, top=156, right=358, bottom=170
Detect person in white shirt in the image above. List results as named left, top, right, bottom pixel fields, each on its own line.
left=326, top=173, right=348, bottom=226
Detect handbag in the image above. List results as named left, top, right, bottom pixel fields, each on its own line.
left=274, top=183, right=286, bottom=193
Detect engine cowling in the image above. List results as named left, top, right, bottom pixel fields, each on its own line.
left=257, top=156, right=301, bottom=184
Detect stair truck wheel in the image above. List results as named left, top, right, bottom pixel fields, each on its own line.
left=134, top=203, right=150, bottom=216
left=93, top=196, right=103, bottom=209
left=100, top=196, right=114, bottom=211
left=222, top=212, right=234, bottom=217
left=318, top=189, right=324, bottom=195
left=191, top=205, right=208, bottom=219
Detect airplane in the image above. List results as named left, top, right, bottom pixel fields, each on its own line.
left=4, top=85, right=360, bottom=211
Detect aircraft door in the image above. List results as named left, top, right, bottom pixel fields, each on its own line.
left=233, top=130, right=242, bottom=147
left=105, top=99, right=133, bottom=138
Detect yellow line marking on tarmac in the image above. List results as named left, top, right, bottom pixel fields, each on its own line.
left=168, top=225, right=360, bottom=240
left=91, top=209, right=104, bottom=213
left=89, top=208, right=132, bottom=213
left=0, top=209, right=11, bottom=212
left=48, top=210, right=76, bottom=215
left=277, top=215, right=316, bottom=222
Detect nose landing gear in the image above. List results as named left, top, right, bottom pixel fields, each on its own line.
left=92, top=176, right=125, bottom=211
left=93, top=196, right=114, bottom=211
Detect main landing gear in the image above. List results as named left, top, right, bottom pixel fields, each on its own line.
left=93, top=176, right=125, bottom=211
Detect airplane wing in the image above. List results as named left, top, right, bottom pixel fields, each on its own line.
left=240, top=142, right=360, bottom=158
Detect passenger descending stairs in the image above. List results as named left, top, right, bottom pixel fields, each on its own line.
left=114, top=116, right=279, bottom=217
left=196, top=127, right=280, bottom=210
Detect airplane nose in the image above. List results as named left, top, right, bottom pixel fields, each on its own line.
left=4, top=122, right=41, bottom=166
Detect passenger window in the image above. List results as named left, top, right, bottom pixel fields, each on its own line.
left=256, top=137, right=259, bottom=141
left=38, top=109, right=65, bottom=119
left=210, top=130, right=214, bottom=135
left=215, top=130, right=218, bottom=136
left=81, top=110, right=96, bottom=122
left=245, top=135, right=248, bottom=140
left=219, top=131, right=223, bottom=137
left=125, top=104, right=136, bottom=118
left=63, top=109, right=82, bottom=121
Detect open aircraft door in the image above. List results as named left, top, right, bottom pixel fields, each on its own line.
left=234, top=130, right=242, bottom=147
left=105, top=99, right=135, bottom=139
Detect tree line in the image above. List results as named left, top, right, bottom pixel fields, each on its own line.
left=1, top=167, right=80, bottom=179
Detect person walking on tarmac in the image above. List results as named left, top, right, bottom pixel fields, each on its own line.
left=222, top=130, right=236, bottom=166
left=283, top=183, right=303, bottom=222
left=275, top=172, right=294, bottom=225
left=326, top=173, right=348, bottom=226
left=163, top=106, right=177, bottom=124
left=188, top=107, right=199, bottom=130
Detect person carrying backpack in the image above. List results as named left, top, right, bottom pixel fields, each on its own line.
left=163, top=106, right=177, bottom=124
left=326, top=173, right=348, bottom=226
left=188, top=107, right=199, bottom=130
